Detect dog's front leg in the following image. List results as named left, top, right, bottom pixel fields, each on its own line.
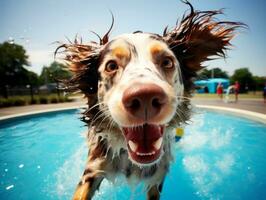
left=72, top=173, right=103, bottom=200
left=147, top=179, right=165, bottom=200
left=147, top=185, right=160, bottom=200
left=73, top=136, right=108, bottom=200
left=72, top=158, right=105, bottom=200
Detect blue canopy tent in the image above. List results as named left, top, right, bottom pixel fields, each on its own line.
left=194, top=78, right=230, bottom=93
left=194, top=80, right=208, bottom=93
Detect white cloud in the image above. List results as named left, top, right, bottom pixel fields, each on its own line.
left=27, top=49, right=54, bottom=74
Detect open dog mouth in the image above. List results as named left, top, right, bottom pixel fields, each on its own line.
left=122, top=124, right=164, bottom=164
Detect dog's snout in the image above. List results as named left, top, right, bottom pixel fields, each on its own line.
left=122, top=84, right=167, bottom=120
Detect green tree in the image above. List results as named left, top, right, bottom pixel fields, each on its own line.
left=198, top=67, right=229, bottom=79
left=230, top=68, right=254, bottom=92
left=253, top=76, right=266, bottom=91
left=27, top=71, right=40, bottom=86
left=39, top=61, right=71, bottom=97
left=39, top=61, right=71, bottom=85
left=0, top=41, right=30, bottom=98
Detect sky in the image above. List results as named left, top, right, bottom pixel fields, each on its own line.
left=0, top=0, right=265, bottom=76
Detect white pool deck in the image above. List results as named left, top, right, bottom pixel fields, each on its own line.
left=196, top=105, right=266, bottom=124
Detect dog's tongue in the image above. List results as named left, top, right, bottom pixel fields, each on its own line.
left=123, top=124, right=162, bottom=151
left=122, top=124, right=164, bottom=165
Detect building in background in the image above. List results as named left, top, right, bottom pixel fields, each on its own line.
left=194, top=78, right=230, bottom=93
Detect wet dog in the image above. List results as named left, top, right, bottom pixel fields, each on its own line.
left=56, top=2, right=244, bottom=199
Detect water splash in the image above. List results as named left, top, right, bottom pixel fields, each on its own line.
left=209, top=129, right=233, bottom=150
left=18, top=164, right=24, bottom=169
left=93, top=177, right=146, bottom=200
left=215, top=154, right=235, bottom=174
left=179, top=113, right=237, bottom=199
left=44, top=143, right=87, bottom=199
left=6, top=185, right=14, bottom=190
left=183, top=155, right=209, bottom=174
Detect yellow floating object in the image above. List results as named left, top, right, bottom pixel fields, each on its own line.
left=175, top=127, right=184, bottom=142
left=175, top=127, right=184, bottom=137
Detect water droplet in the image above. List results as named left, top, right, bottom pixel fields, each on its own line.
left=4, top=169, right=8, bottom=172
left=37, top=165, right=41, bottom=169
left=6, top=185, right=14, bottom=190
left=19, top=164, right=24, bottom=168
left=8, top=37, right=14, bottom=44
left=187, top=104, right=192, bottom=109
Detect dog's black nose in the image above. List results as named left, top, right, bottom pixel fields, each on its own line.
left=122, top=83, right=167, bottom=121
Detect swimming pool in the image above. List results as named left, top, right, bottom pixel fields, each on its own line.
left=0, top=109, right=265, bottom=200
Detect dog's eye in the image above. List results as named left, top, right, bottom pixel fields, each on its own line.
left=161, top=57, right=174, bottom=69
left=105, top=61, right=118, bottom=73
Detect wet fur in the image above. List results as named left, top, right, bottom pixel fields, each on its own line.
left=55, top=1, right=244, bottom=199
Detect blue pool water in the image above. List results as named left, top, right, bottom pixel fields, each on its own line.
left=0, top=109, right=265, bottom=200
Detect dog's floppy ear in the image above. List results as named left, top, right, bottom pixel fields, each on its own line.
left=55, top=40, right=101, bottom=96
left=55, top=15, right=114, bottom=98
left=163, top=1, right=246, bottom=74
left=55, top=17, right=114, bottom=98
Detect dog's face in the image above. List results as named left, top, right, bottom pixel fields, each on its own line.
left=98, top=33, right=183, bottom=165
left=58, top=3, right=243, bottom=167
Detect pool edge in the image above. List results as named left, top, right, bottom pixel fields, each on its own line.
left=196, top=105, right=266, bottom=124
left=0, top=106, right=86, bottom=122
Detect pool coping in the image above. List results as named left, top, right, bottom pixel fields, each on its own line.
left=0, top=105, right=86, bottom=122
left=196, top=105, right=266, bottom=124
left=0, top=105, right=265, bottom=124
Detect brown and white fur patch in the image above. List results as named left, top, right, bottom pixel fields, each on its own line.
left=56, top=2, right=245, bottom=200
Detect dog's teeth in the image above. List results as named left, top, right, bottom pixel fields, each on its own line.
left=153, top=137, right=163, bottom=150
left=128, top=140, right=138, bottom=152
left=136, top=151, right=156, bottom=156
